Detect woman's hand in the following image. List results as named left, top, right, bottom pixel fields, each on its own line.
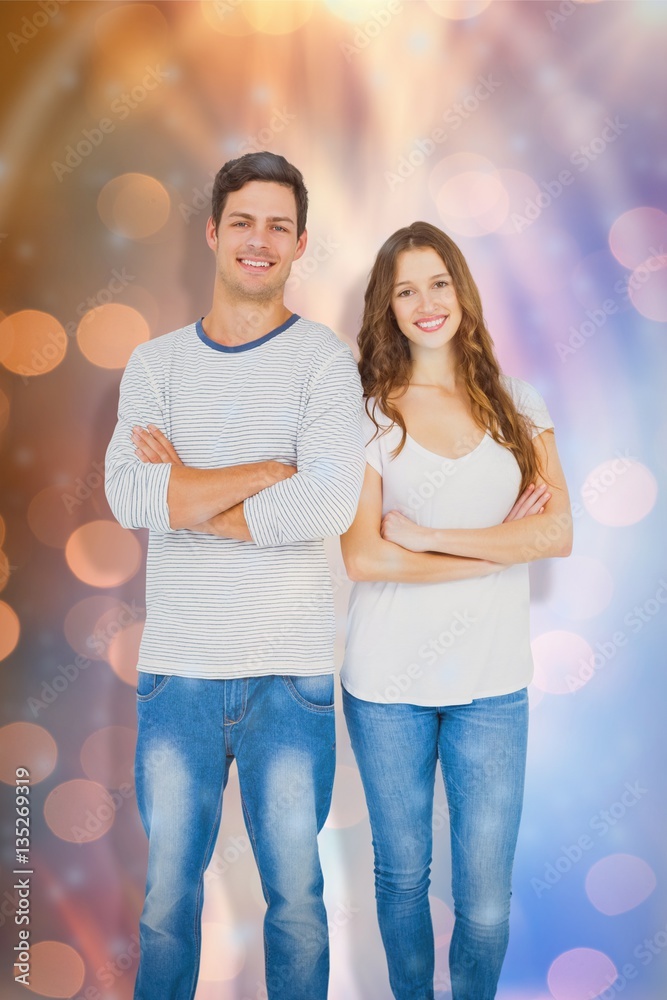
left=381, top=481, right=552, bottom=555
left=503, top=483, right=550, bottom=522
left=380, top=510, right=431, bottom=552
left=132, top=424, right=183, bottom=465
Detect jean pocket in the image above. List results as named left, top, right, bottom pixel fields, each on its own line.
left=136, top=671, right=172, bottom=702
left=281, top=674, right=335, bottom=712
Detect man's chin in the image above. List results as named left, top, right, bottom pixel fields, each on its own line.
left=224, top=276, right=284, bottom=304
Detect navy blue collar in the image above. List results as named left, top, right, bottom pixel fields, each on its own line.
left=196, top=313, right=300, bottom=353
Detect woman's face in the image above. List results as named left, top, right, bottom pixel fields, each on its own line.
left=390, top=247, right=463, bottom=353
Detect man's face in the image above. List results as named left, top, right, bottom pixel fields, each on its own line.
left=207, top=180, right=307, bottom=303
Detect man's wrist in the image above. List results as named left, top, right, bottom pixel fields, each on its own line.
left=247, top=460, right=274, bottom=494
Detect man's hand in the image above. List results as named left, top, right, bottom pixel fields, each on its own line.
left=503, top=483, right=550, bottom=522
left=131, top=426, right=297, bottom=489
left=132, top=425, right=183, bottom=465
left=258, top=460, right=298, bottom=488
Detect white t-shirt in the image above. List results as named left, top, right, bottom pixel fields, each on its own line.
left=340, top=375, right=554, bottom=706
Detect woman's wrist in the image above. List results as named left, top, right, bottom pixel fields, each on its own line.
left=428, top=527, right=451, bottom=554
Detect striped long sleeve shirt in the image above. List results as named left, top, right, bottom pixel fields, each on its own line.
left=104, top=313, right=366, bottom=678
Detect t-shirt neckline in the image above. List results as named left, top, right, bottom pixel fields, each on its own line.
left=195, top=312, right=300, bottom=353
left=404, top=429, right=491, bottom=463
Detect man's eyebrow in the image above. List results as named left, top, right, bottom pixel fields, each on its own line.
left=394, top=272, right=451, bottom=288
left=227, top=211, right=295, bottom=225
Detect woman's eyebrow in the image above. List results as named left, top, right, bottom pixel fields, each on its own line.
left=394, top=271, right=451, bottom=288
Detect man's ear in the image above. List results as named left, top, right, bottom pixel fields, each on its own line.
left=293, top=227, right=308, bottom=262
left=205, top=216, right=217, bottom=250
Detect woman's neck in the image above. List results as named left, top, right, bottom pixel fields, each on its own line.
left=407, top=344, right=458, bottom=393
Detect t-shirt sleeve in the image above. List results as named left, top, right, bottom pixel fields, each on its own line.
left=361, top=401, right=385, bottom=475
left=504, top=376, right=554, bottom=438
left=242, top=346, right=366, bottom=547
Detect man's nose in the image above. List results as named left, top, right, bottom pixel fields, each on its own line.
left=245, top=228, right=270, bottom=249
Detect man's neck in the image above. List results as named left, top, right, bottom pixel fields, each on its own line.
left=201, top=294, right=293, bottom=349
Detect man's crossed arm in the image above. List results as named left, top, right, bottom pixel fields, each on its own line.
left=131, top=424, right=296, bottom=540
left=104, top=345, right=365, bottom=545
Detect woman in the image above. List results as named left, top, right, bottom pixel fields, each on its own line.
left=340, top=221, right=572, bottom=1000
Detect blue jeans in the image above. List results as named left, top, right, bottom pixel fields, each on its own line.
left=342, top=685, right=528, bottom=1000
left=133, top=672, right=336, bottom=1000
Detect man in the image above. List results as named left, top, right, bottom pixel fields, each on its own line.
left=104, top=151, right=366, bottom=1000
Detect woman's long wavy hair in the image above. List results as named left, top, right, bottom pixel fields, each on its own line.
left=358, top=221, right=542, bottom=494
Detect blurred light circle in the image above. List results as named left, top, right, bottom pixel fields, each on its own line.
left=494, top=169, right=543, bottom=237
left=44, top=778, right=116, bottom=843
left=65, top=520, right=142, bottom=587
left=0, top=310, right=67, bottom=377
left=429, top=152, right=493, bottom=201
left=80, top=725, right=136, bottom=789
left=0, top=549, right=9, bottom=592
left=94, top=2, right=169, bottom=53
left=0, top=601, right=20, bottom=660
left=429, top=154, right=508, bottom=237
left=0, top=513, right=6, bottom=545
left=0, top=309, right=10, bottom=362
left=0, top=388, right=9, bottom=433
left=0, top=722, right=57, bottom=784
left=97, top=605, right=144, bottom=662
left=436, top=170, right=509, bottom=237
left=108, top=619, right=145, bottom=685
left=581, top=458, right=658, bottom=526
left=540, top=92, right=607, bottom=156
left=122, top=284, right=161, bottom=333
left=551, top=555, right=614, bottom=620
left=528, top=682, right=545, bottom=710
left=199, top=921, right=246, bottom=980
left=77, top=303, right=150, bottom=369
left=249, top=866, right=268, bottom=910
left=28, top=485, right=80, bottom=549
left=497, top=995, right=552, bottom=1000
left=429, top=895, right=454, bottom=949
left=97, top=173, right=171, bottom=239
left=242, top=1, right=314, bottom=34
left=26, top=940, right=85, bottom=997
left=64, top=596, right=129, bottom=661
left=548, top=947, right=617, bottom=1000
left=425, top=0, right=492, bottom=18
left=200, top=0, right=256, bottom=35
left=325, top=763, right=368, bottom=828
left=608, top=207, right=667, bottom=269
left=322, top=0, right=387, bottom=21
left=88, top=4, right=171, bottom=119
left=585, top=854, right=656, bottom=915
left=628, top=254, right=667, bottom=322
left=531, top=630, right=594, bottom=695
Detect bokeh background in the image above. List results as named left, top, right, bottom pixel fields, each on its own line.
left=0, top=0, right=666, bottom=997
